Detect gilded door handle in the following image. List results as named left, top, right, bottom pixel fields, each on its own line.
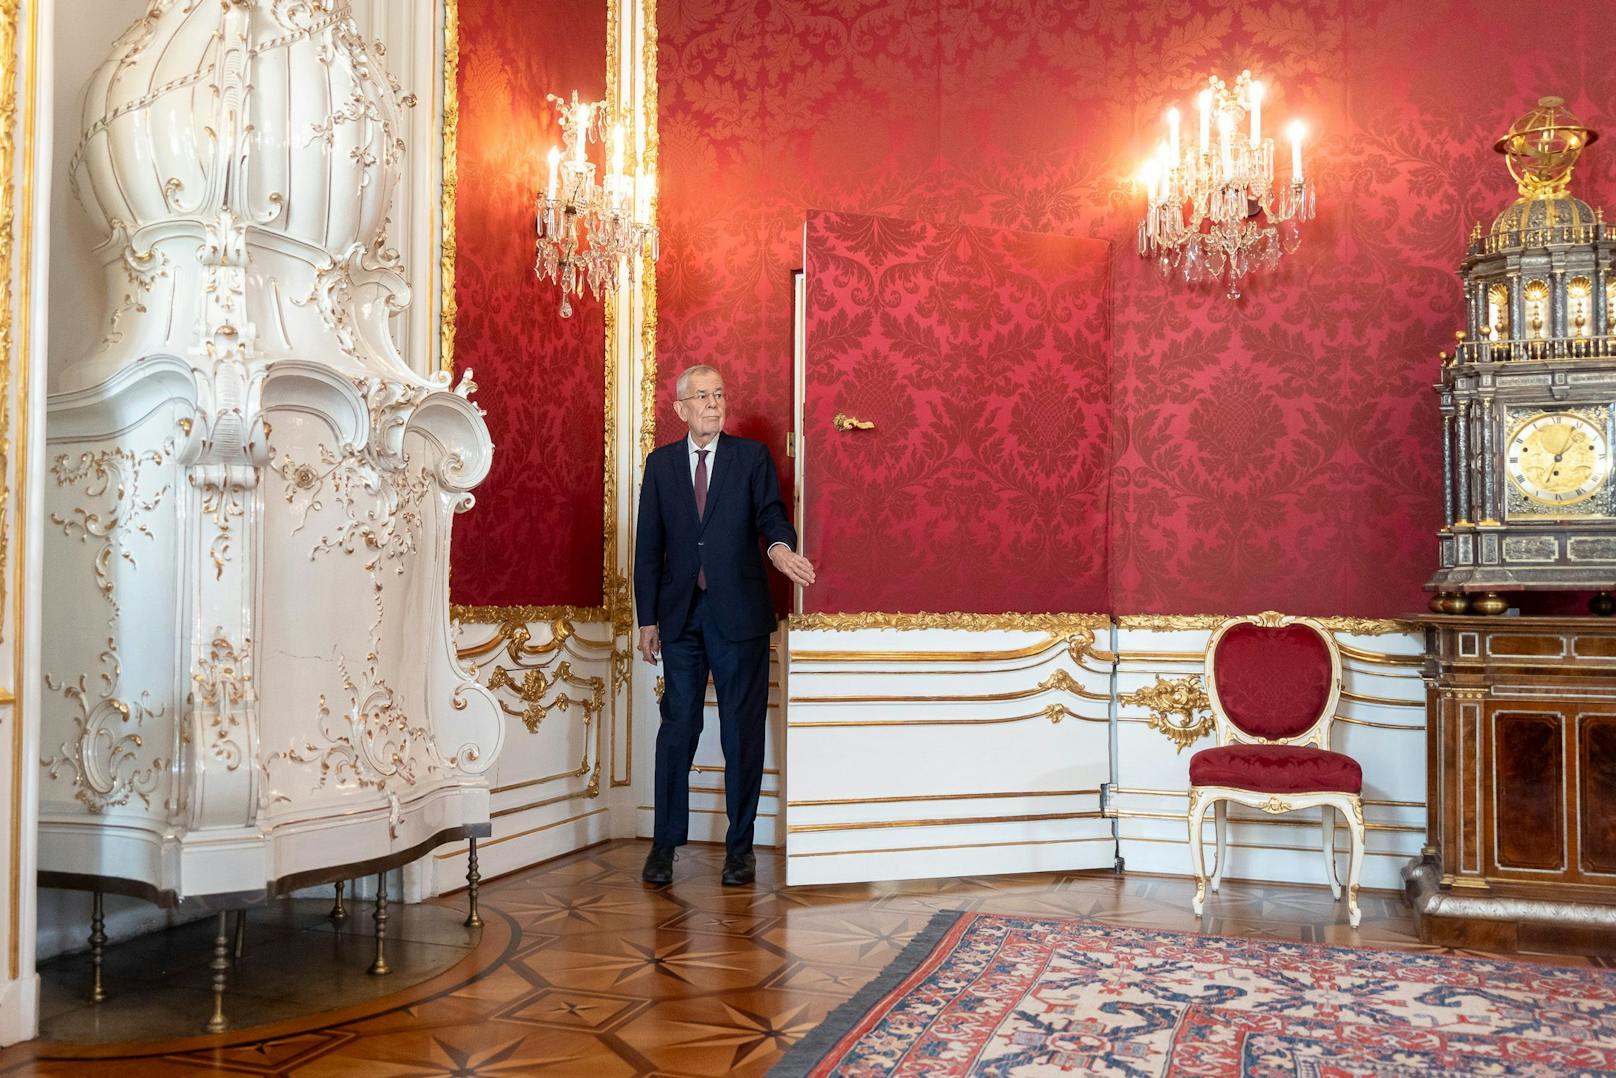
left=833, top=413, right=875, bottom=432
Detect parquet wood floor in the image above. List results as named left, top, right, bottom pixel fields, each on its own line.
left=1, top=839, right=1603, bottom=1076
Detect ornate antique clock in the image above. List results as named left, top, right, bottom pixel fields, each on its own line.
left=1429, top=97, right=1616, bottom=615
left=1413, top=100, right=1616, bottom=959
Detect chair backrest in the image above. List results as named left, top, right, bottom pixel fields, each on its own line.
left=1203, top=612, right=1341, bottom=749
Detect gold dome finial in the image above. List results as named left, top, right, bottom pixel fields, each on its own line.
left=1494, top=96, right=1597, bottom=197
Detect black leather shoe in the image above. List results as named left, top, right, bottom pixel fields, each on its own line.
left=642, top=843, right=674, bottom=885
left=721, top=852, right=756, bottom=886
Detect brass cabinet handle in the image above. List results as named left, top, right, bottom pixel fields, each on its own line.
left=833, top=412, right=875, bottom=432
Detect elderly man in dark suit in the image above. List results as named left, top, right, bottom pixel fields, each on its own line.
left=634, top=364, right=815, bottom=886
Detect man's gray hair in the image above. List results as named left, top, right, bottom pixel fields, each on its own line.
left=676, top=364, right=723, bottom=399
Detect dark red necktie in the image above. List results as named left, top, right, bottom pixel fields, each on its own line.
left=695, top=448, right=709, bottom=589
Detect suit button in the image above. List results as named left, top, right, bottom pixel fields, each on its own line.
left=698, top=540, right=704, bottom=546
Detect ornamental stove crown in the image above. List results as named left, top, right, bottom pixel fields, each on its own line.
left=65, top=0, right=419, bottom=391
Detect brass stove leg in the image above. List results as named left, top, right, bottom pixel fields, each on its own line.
left=89, top=891, right=107, bottom=1004
left=464, top=838, right=483, bottom=929
left=329, top=879, right=348, bottom=923
left=205, top=911, right=230, bottom=1033
left=368, top=873, right=390, bottom=976
left=232, top=908, right=247, bottom=962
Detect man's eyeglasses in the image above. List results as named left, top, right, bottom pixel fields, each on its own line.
left=678, top=390, right=726, bottom=405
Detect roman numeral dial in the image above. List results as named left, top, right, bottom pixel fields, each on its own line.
left=1506, top=412, right=1612, bottom=507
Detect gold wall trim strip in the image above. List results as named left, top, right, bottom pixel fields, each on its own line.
left=787, top=703, right=1106, bottom=728
left=1336, top=643, right=1424, bottom=668
left=637, top=0, right=657, bottom=464
left=789, top=612, right=1109, bottom=633
left=796, top=655, right=1116, bottom=678
left=436, top=808, right=609, bottom=857
left=636, top=805, right=778, bottom=818
left=792, top=638, right=1071, bottom=665
left=1335, top=715, right=1424, bottom=731
left=438, top=0, right=458, bottom=374
left=1339, top=689, right=1422, bottom=709
left=787, top=810, right=1105, bottom=834
left=690, top=783, right=780, bottom=798
left=787, top=788, right=1100, bottom=808
left=453, top=604, right=611, bottom=628
left=788, top=836, right=1112, bottom=858
left=7, top=0, right=34, bottom=984
left=789, top=671, right=1108, bottom=705
left=1117, top=614, right=1417, bottom=636
left=1117, top=650, right=1204, bottom=663
left=492, top=788, right=593, bottom=818
left=691, top=763, right=782, bottom=776
left=493, top=764, right=590, bottom=795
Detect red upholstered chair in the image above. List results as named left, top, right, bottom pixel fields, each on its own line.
left=1188, top=611, right=1366, bottom=927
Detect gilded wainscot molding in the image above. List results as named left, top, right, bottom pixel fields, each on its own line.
left=1116, top=612, right=1418, bottom=636
left=1119, top=674, right=1212, bottom=752
left=488, top=660, right=606, bottom=735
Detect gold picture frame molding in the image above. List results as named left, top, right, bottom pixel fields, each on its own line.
left=441, top=0, right=658, bottom=629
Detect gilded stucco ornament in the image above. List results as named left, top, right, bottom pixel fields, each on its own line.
left=1120, top=675, right=1213, bottom=752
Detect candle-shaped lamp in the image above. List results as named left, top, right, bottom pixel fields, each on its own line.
left=1198, top=89, right=1211, bottom=153
left=1167, top=107, right=1180, bottom=160
left=547, top=146, right=560, bottom=200
left=1142, top=157, right=1160, bottom=204
left=1248, top=80, right=1263, bottom=147
left=1287, top=120, right=1305, bottom=183
left=572, top=102, right=590, bottom=164
left=1217, top=111, right=1233, bottom=177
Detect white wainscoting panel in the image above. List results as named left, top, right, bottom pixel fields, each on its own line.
left=783, top=626, right=1116, bottom=886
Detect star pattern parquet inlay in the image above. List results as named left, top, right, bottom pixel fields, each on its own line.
left=1, top=839, right=1603, bottom=1077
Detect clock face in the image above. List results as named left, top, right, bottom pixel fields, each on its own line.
left=1506, top=412, right=1613, bottom=507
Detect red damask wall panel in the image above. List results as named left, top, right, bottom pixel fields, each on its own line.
left=658, top=0, right=1616, bottom=618
left=803, top=210, right=1111, bottom=613
left=450, top=0, right=607, bottom=607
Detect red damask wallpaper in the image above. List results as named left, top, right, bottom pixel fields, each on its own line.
left=803, top=210, right=1111, bottom=613
left=450, top=0, right=608, bottom=607
left=657, top=0, right=1616, bottom=617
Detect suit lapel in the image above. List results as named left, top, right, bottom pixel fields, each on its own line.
left=697, top=432, right=732, bottom=533
left=672, top=439, right=701, bottom=531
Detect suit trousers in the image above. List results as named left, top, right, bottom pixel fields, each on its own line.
left=652, top=589, right=770, bottom=858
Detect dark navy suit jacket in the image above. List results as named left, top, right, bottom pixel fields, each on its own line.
left=634, top=433, right=798, bottom=643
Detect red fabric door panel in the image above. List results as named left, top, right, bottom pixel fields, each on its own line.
left=801, top=210, right=1111, bottom=615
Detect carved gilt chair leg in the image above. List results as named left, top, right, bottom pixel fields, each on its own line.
left=330, top=879, right=349, bottom=923
left=368, top=872, right=391, bottom=976
left=205, top=911, right=230, bottom=1034
left=1321, top=805, right=1341, bottom=898
left=1187, top=791, right=1210, bottom=916
left=1345, top=798, right=1366, bottom=928
left=464, top=837, right=483, bottom=929
left=89, top=890, right=107, bottom=1004
left=1211, top=800, right=1228, bottom=893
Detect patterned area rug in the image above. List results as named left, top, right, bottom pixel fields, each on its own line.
left=770, top=910, right=1616, bottom=1077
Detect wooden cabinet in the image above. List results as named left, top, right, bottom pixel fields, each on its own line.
left=1410, top=615, right=1616, bottom=954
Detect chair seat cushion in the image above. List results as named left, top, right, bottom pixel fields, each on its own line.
left=1188, top=744, right=1363, bottom=795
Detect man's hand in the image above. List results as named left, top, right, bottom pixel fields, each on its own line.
left=638, top=625, right=661, bottom=664
left=769, top=545, right=817, bottom=587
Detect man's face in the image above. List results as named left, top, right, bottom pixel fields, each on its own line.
left=675, top=371, right=726, bottom=442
